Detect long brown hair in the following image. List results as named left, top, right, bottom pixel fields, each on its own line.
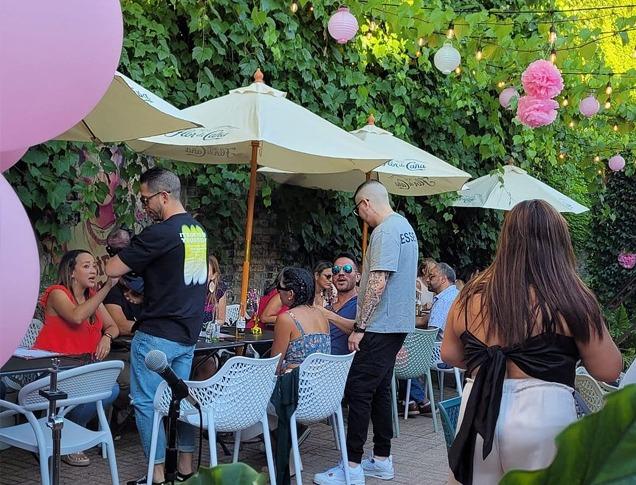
left=57, top=249, right=95, bottom=322
left=458, top=200, right=603, bottom=345
left=207, top=255, right=221, bottom=307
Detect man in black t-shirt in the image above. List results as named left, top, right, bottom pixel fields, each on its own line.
left=106, top=168, right=207, bottom=485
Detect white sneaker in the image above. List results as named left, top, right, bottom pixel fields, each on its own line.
left=361, top=454, right=395, bottom=480
left=313, top=462, right=365, bottom=485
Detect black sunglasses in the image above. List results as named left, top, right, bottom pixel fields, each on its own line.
left=140, top=191, right=170, bottom=206
left=333, top=264, right=353, bottom=274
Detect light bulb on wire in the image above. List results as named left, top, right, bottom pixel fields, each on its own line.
left=605, top=81, right=612, bottom=95
left=613, top=124, right=619, bottom=132
left=594, top=156, right=601, bottom=162
left=550, top=49, right=557, bottom=63
left=559, top=152, right=566, bottom=160
left=418, top=37, right=425, bottom=47
left=497, top=81, right=506, bottom=88
left=475, top=47, right=483, bottom=61
left=455, top=66, right=461, bottom=74
left=549, top=25, right=557, bottom=45
left=447, top=21, right=455, bottom=39
left=562, top=97, right=569, bottom=107
left=568, top=120, right=575, bottom=128
left=605, top=98, right=611, bottom=110
left=290, top=1, right=298, bottom=13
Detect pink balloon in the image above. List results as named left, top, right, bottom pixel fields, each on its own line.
left=0, top=0, right=123, bottom=151
left=0, top=146, right=28, bottom=173
left=0, top=174, right=40, bottom=366
left=499, top=87, right=519, bottom=109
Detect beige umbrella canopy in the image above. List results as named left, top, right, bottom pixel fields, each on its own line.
left=56, top=72, right=199, bottom=143
left=452, top=165, right=588, bottom=214
left=128, top=69, right=389, bottom=314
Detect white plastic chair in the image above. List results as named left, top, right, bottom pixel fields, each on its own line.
left=431, top=342, right=463, bottom=401
left=393, top=328, right=439, bottom=432
left=225, top=304, right=241, bottom=324
left=574, top=374, right=607, bottom=413
left=2, top=319, right=45, bottom=391
left=147, top=355, right=279, bottom=485
left=620, top=359, right=636, bottom=388
left=0, top=361, right=123, bottom=485
left=289, top=352, right=355, bottom=485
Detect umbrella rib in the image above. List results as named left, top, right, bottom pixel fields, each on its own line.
left=81, top=120, right=101, bottom=144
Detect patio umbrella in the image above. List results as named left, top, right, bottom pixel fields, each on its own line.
left=127, top=69, right=388, bottom=314
left=259, top=114, right=472, bottom=255
left=452, top=165, right=588, bottom=214
left=55, top=72, right=199, bottom=143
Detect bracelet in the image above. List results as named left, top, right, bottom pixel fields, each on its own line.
left=353, top=324, right=366, bottom=333
left=103, top=333, right=114, bottom=341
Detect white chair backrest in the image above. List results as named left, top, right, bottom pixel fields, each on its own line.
left=574, top=374, right=606, bottom=413
left=19, top=319, right=44, bottom=349
left=154, top=355, right=279, bottom=431
left=295, top=352, right=355, bottom=423
left=225, top=304, right=240, bottom=324
left=620, top=359, right=636, bottom=389
left=394, top=328, right=439, bottom=380
left=18, top=360, right=123, bottom=412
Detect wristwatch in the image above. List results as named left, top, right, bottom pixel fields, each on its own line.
left=103, top=332, right=114, bottom=341
left=353, top=323, right=366, bottom=333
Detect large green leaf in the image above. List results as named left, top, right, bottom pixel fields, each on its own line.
left=501, top=385, right=636, bottom=485
left=181, top=463, right=267, bottom=485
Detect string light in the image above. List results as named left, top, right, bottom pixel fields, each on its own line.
left=418, top=37, right=425, bottom=47
left=550, top=49, right=557, bottom=63
left=455, top=66, right=461, bottom=74
left=497, top=81, right=506, bottom=88
left=594, top=156, right=601, bottom=162
left=447, top=21, right=455, bottom=39
left=605, top=98, right=611, bottom=109
left=568, top=120, right=575, bottom=128
left=549, top=25, right=557, bottom=45
left=290, top=1, right=298, bottom=13
left=562, top=97, right=569, bottom=107
left=605, top=81, right=613, bottom=95
left=309, top=4, right=314, bottom=12
left=475, top=47, right=483, bottom=60
left=416, top=50, right=421, bottom=57
left=613, top=124, right=619, bottom=132
left=559, top=152, right=566, bottom=160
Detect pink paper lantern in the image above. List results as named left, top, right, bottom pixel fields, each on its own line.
left=0, top=0, right=123, bottom=151
left=608, top=154, right=625, bottom=171
left=499, top=87, right=519, bottom=109
left=0, top=174, right=40, bottom=366
left=618, top=252, right=636, bottom=270
left=328, top=7, right=359, bottom=44
left=579, top=95, right=600, bottom=118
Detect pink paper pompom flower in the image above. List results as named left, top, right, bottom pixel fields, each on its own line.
left=517, top=96, right=559, bottom=128
left=618, top=252, right=636, bottom=270
left=521, top=60, right=564, bottom=98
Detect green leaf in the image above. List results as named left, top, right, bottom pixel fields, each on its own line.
left=501, top=386, right=636, bottom=484
left=49, top=181, right=72, bottom=209
left=22, top=148, right=49, bottom=167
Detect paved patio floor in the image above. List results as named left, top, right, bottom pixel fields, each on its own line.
left=0, top=393, right=453, bottom=484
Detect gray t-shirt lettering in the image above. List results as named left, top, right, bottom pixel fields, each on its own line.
left=358, top=213, right=418, bottom=333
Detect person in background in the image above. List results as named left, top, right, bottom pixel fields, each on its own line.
left=318, top=253, right=359, bottom=355
left=106, top=167, right=208, bottom=485
left=427, top=262, right=460, bottom=336
left=33, top=249, right=120, bottom=467
left=192, top=255, right=228, bottom=381
left=315, top=180, right=418, bottom=485
left=250, top=270, right=289, bottom=328
left=416, top=258, right=436, bottom=310
left=313, top=260, right=336, bottom=308
left=442, top=200, right=622, bottom=484
left=270, top=267, right=330, bottom=373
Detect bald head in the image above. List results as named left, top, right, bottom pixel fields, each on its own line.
left=353, top=180, right=394, bottom=227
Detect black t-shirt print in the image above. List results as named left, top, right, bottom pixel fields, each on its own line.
left=118, top=213, right=208, bottom=345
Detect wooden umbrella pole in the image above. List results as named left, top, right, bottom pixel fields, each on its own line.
left=361, top=172, right=372, bottom=261
left=240, top=141, right=260, bottom=317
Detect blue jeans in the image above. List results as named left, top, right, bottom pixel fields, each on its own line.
left=66, top=384, right=119, bottom=427
left=400, top=378, right=426, bottom=403
left=131, top=331, right=195, bottom=463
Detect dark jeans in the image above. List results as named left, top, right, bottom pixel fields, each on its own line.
left=345, top=332, right=407, bottom=463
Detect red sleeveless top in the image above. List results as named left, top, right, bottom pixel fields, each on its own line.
left=33, top=285, right=103, bottom=355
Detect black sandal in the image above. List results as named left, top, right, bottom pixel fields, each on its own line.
left=126, top=476, right=164, bottom=485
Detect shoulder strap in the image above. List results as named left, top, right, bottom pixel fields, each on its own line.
left=286, top=311, right=305, bottom=336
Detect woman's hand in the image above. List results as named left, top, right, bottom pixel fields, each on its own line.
left=95, top=335, right=112, bottom=361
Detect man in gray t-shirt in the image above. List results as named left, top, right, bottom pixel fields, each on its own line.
left=314, top=180, right=418, bottom=485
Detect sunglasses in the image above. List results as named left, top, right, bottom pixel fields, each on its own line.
left=332, top=264, right=353, bottom=275
left=140, top=191, right=170, bottom=206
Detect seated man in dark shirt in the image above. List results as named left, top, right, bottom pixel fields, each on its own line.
left=318, top=253, right=359, bottom=355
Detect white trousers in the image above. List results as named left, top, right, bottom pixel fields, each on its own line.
left=449, top=377, right=577, bottom=484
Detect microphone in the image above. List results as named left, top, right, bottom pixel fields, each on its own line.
left=145, top=350, right=200, bottom=409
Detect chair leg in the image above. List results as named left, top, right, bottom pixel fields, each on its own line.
left=404, top=379, right=411, bottom=420
left=330, top=414, right=340, bottom=451
left=105, top=436, right=120, bottom=485
left=39, top=448, right=50, bottom=485
left=390, top=374, right=399, bottom=437
left=208, top=414, right=218, bottom=466
left=147, top=413, right=162, bottom=485
left=261, top=416, right=276, bottom=485
left=289, top=413, right=303, bottom=485
left=233, top=430, right=241, bottom=463
left=335, top=408, right=351, bottom=485
left=426, top=370, right=439, bottom=433
left=440, top=372, right=445, bottom=401
left=454, top=368, right=463, bottom=396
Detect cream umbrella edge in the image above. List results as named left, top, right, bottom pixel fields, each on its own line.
left=452, top=165, right=589, bottom=214
left=56, top=72, right=200, bottom=143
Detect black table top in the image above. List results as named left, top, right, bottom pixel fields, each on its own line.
left=219, top=327, right=275, bottom=344
left=0, top=355, right=90, bottom=377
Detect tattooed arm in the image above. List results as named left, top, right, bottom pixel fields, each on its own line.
left=356, top=270, right=389, bottom=330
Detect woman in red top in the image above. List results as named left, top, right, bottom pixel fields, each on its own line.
left=33, top=249, right=120, bottom=467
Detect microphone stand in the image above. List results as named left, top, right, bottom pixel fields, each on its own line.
left=39, top=358, right=67, bottom=485
left=164, top=386, right=189, bottom=484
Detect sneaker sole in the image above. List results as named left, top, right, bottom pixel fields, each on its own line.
left=364, top=470, right=394, bottom=480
